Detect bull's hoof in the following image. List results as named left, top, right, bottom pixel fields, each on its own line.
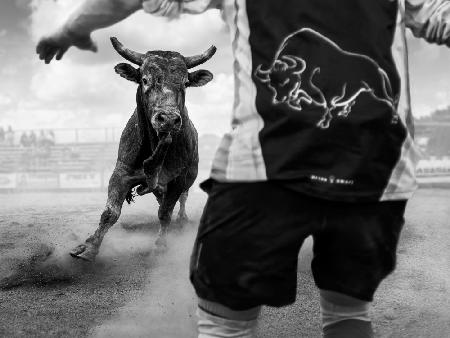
left=317, top=118, right=330, bottom=128
left=155, top=235, right=168, bottom=253
left=69, top=243, right=98, bottom=262
left=176, top=213, right=189, bottom=224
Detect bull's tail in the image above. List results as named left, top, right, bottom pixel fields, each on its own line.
left=362, top=69, right=399, bottom=124
left=376, top=68, right=399, bottom=123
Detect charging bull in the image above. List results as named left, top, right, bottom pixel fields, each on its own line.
left=70, top=37, right=215, bottom=262
left=255, top=28, right=399, bottom=129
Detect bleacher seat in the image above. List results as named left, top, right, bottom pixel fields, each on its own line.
left=0, top=143, right=118, bottom=173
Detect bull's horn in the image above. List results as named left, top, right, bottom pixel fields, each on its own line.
left=184, top=45, right=217, bottom=69
left=255, top=64, right=271, bottom=75
left=254, top=64, right=270, bottom=82
left=110, top=37, right=144, bottom=65
left=282, top=55, right=305, bottom=73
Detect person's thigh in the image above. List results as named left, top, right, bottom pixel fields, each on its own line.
left=311, top=200, right=407, bottom=301
left=190, top=180, right=320, bottom=310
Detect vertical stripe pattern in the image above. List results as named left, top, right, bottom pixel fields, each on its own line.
left=210, top=0, right=267, bottom=181
left=381, top=0, right=419, bottom=200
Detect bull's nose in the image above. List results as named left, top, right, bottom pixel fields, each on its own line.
left=173, top=115, right=182, bottom=129
left=153, top=109, right=182, bottom=131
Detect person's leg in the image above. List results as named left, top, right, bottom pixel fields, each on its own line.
left=311, top=199, right=407, bottom=338
left=320, top=290, right=372, bottom=338
left=190, top=180, right=319, bottom=337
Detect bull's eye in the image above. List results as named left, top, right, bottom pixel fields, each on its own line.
left=156, top=76, right=162, bottom=86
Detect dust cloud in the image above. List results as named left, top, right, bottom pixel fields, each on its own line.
left=0, top=191, right=203, bottom=337
left=0, top=230, right=85, bottom=289
left=92, top=227, right=199, bottom=338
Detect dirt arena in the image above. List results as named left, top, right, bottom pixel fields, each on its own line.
left=0, top=188, right=449, bottom=337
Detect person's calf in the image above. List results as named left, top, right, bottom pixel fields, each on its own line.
left=320, top=290, right=373, bottom=338
left=196, top=298, right=260, bottom=338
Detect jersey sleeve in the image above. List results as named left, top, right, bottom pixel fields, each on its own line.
left=405, top=0, right=450, bottom=45
left=142, top=0, right=221, bottom=18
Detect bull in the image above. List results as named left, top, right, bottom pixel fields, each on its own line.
left=255, top=28, right=399, bottom=129
left=70, top=37, right=215, bottom=262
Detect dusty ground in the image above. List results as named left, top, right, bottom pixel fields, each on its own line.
left=0, top=188, right=449, bottom=337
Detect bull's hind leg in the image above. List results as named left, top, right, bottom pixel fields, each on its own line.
left=154, top=179, right=186, bottom=249
left=317, top=108, right=333, bottom=129
left=176, top=190, right=189, bottom=223
left=70, top=165, right=144, bottom=261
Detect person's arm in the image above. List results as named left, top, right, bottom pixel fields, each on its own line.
left=36, top=0, right=142, bottom=64
left=405, top=0, right=450, bottom=45
left=142, top=0, right=221, bottom=18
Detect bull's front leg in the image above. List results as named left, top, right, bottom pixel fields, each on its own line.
left=337, top=100, right=355, bottom=118
left=136, top=134, right=172, bottom=196
left=70, top=164, right=145, bottom=262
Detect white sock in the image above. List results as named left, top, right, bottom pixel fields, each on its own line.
left=197, top=307, right=258, bottom=338
left=320, top=290, right=371, bottom=328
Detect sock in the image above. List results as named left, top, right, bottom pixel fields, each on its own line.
left=320, top=290, right=373, bottom=338
left=323, top=319, right=374, bottom=338
left=196, top=298, right=260, bottom=338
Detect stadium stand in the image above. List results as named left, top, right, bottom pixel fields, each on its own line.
left=0, top=143, right=117, bottom=173
left=0, top=126, right=449, bottom=191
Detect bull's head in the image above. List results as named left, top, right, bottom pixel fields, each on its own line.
left=111, top=37, right=215, bottom=138
left=254, top=55, right=305, bottom=103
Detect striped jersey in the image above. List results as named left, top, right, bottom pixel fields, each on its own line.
left=144, top=0, right=450, bottom=201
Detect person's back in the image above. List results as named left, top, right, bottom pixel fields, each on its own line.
left=205, top=1, right=413, bottom=202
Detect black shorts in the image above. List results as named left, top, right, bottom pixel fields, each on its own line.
left=190, top=180, right=407, bottom=310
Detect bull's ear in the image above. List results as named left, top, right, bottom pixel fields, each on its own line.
left=114, top=63, right=140, bottom=83
left=187, top=70, right=213, bottom=87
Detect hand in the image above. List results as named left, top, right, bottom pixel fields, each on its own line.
left=36, top=28, right=98, bottom=64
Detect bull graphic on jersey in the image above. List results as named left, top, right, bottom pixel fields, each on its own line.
left=254, top=28, right=399, bottom=129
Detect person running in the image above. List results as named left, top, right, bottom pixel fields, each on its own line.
left=36, top=1, right=450, bottom=337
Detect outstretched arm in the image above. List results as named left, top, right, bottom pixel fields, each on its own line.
left=36, top=0, right=221, bottom=63
left=405, top=0, right=450, bottom=46
left=36, top=0, right=142, bottom=63
left=142, top=0, right=221, bottom=17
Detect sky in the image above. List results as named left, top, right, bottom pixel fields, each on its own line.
left=0, top=0, right=450, bottom=136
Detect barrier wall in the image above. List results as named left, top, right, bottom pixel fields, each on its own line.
left=0, top=173, right=16, bottom=189
left=0, top=166, right=448, bottom=191
left=59, top=172, right=102, bottom=189
left=0, top=171, right=111, bottom=190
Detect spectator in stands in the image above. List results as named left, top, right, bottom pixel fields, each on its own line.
left=5, top=126, right=14, bottom=146
left=35, top=130, right=52, bottom=167
left=20, top=132, right=31, bottom=148
left=47, top=129, right=55, bottom=146
left=29, top=130, right=37, bottom=147
left=0, top=127, right=5, bottom=145
left=37, top=130, right=47, bottom=147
